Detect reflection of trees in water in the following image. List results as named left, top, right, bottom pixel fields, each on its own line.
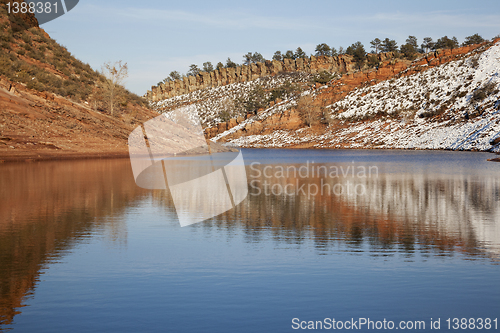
left=349, top=174, right=500, bottom=255
left=196, top=165, right=500, bottom=258
left=147, top=163, right=499, bottom=258
left=0, top=159, right=147, bottom=327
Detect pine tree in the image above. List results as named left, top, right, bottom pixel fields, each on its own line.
left=283, top=50, right=295, bottom=60
left=251, top=52, right=265, bottom=63
left=315, top=43, right=331, bottom=56
left=346, top=41, right=366, bottom=70
left=463, top=33, right=485, bottom=46
left=202, top=62, right=213, bottom=72
left=370, top=38, right=381, bottom=54
left=380, top=38, right=398, bottom=52
left=225, top=58, right=237, bottom=68
left=243, top=52, right=253, bottom=65
left=168, top=71, right=181, bottom=81
left=187, top=64, right=200, bottom=76
left=421, top=37, right=434, bottom=53
left=295, top=47, right=307, bottom=59
left=434, top=36, right=459, bottom=50
left=406, top=36, right=418, bottom=49
left=272, top=51, right=283, bottom=61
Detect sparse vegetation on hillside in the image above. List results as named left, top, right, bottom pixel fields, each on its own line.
left=242, top=84, right=267, bottom=114
left=313, top=71, right=336, bottom=84
left=471, top=81, right=499, bottom=104
left=157, top=33, right=491, bottom=95
left=153, top=34, right=492, bottom=120
left=218, top=98, right=242, bottom=122
left=0, top=3, right=147, bottom=116
left=152, top=72, right=311, bottom=127
left=297, top=94, right=321, bottom=127
left=367, top=55, right=380, bottom=69
left=268, top=80, right=301, bottom=102
left=325, top=40, right=500, bottom=123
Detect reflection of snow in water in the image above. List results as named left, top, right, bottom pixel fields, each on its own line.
left=341, top=173, right=500, bottom=256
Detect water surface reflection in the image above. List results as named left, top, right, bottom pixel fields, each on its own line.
left=0, top=159, right=147, bottom=326
left=0, top=150, right=499, bottom=331
left=159, top=151, right=500, bottom=259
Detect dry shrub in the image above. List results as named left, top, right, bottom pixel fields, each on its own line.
left=297, top=94, right=322, bottom=127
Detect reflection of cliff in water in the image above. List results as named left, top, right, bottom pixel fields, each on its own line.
left=162, top=163, right=500, bottom=258
left=0, top=159, right=147, bottom=327
left=336, top=173, right=500, bottom=256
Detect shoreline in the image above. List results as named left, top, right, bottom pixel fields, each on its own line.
left=237, top=146, right=500, bottom=161
left=1, top=146, right=499, bottom=163
left=0, top=151, right=131, bottom=163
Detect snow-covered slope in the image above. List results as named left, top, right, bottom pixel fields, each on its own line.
left=328, top=43, right=499, bottom=121
left=153, top=41, right=500, bottom=154
left=150, top=72, right=312, bottom=128
left=215, top=41, right=500, bottom=153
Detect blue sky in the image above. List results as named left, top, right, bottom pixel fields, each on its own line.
left=41, top=0, right=500, bottom=95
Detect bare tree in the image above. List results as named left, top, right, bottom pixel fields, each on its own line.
left=101, top=61, right=128, bottom=116
left=218, top=98, right=239, bottom=122
left=297, top=94, right=321, bottom=127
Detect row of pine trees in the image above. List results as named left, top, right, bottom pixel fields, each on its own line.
left=160, top=33, right=488, bottom=85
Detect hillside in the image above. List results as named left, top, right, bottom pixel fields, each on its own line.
left=0, top=0, right=156, bottom=161
left=149, top=39, right=500, bottom=159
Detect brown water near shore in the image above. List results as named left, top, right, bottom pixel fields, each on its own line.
left=0, top=158, right=148, bottom=326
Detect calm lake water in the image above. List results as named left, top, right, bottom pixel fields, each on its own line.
left=0, top=149, right=499, bottom=332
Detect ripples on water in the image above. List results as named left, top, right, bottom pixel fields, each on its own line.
left=0, top=149, right=499, bottom=332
